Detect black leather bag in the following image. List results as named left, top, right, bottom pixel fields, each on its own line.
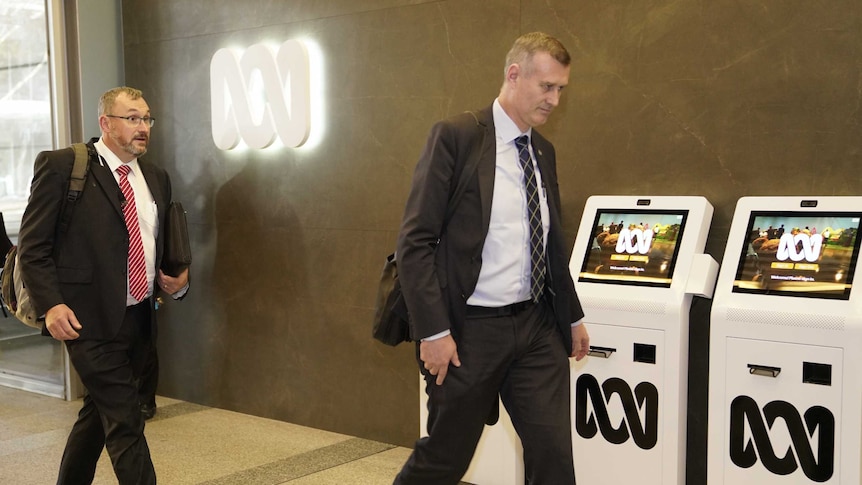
left=372, top=253, right=410, bottom=345
left=161, top=201, right=191, bottom=277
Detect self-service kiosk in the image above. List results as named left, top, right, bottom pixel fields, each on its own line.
left=568, top=195, right=718, bottom=485
left=707, top=196, right=862, bottom=484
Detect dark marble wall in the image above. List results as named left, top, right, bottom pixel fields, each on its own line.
left=121, top=0, right=862, bottom=459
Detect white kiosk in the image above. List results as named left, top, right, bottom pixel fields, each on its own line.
left=568, top=195, right=717, bottom=485
left=707, top=196, right=862, bottom=484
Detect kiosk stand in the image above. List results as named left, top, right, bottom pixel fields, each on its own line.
left=568, top=195, right=717, bottom=485
left=707, top=196, right=862, bottom=484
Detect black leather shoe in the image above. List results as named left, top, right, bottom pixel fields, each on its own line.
left=140, top=402, right=157, bottom=420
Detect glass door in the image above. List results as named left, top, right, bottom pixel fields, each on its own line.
left=0, top=0, right=65, bottom=398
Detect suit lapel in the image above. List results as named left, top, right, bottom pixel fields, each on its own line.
left=476, top=107, right=496, bottom=234
left=138, top=161, right=167, bottom=265
left=89, top=160, right=125, bottom=218
left=532, top=136, right=559, bottom=219
left=139, top=162, right=164, bottom=213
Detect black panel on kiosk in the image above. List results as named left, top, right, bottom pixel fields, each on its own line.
left=732, top=211, right=862, bottom=300
left=578, top=209, right=689, bottom=288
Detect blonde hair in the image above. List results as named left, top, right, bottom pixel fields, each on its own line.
left=504, top=32, right=570, bottom=78
left=98, top=86, right=144, bottom=116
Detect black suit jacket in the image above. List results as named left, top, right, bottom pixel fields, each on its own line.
left=397, top=106, right=584, bottom=353
left=18, top=139, right=172, bottom=340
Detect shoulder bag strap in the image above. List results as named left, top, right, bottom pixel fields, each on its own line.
left=56, top=142, right=93, bottom=236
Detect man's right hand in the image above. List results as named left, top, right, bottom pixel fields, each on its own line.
left=45, top=304, right=82, bottom=341
left=420, top=334, right=461, bottom=385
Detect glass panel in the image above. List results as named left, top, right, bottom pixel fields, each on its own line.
left=0, top=0, right=64, bottom=398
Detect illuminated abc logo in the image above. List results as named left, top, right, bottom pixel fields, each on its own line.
left=575, top=374, right=658, bottom=450
left=776, top=233, right=823, bottom=262
left=615, top=228, right=653, bottom=255
left=729, top=396, right=834, bottom=482
left=210, top=40, right=311, bottom=149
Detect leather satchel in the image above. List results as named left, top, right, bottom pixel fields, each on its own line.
left=372, top=253, right=410, bottom=345
left=161, top=201, right=191, bottom=277
left=372, top=112, right=486, bottom=346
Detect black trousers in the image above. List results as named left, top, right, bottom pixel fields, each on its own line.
left=58, top=300, right=156, bottom=485
left=138, top=343, right=158, bottom=407
left=395, top=300, right=575, bottom=485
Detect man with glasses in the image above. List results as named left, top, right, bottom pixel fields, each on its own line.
left=18, top=86, right=189, bottom=484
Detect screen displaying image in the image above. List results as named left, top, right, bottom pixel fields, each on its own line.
left=732, top=211, right=862, bottom=300
left=578, top=209, right=689, bottom=287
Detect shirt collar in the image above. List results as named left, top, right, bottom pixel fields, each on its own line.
left=493, top=98, right=532, bottom=145
left=94, top=137, right=140, bottom=174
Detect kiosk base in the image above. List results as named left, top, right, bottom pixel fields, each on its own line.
left=710, top=337, right=844, bottom=484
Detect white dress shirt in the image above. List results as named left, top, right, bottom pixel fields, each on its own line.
left=466, top=99, right=550, bottom=307
left=95, top=138, right=158, bottom=306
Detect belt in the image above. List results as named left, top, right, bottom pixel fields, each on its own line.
left=465, top=300, right=535, bottom=319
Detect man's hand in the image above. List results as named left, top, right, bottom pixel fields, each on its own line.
left=157, top=268, right=189, bottom=295
left=570, top=323, right=590, bottom=361
left=420, top=334, right=461, bottom=385
left=45, top=304, right=81, bottom=341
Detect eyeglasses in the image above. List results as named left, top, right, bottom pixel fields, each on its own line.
left=106, top=114, right=156, bottom=128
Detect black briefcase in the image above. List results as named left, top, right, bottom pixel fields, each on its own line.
left=161, top=201, right=191, bottom=277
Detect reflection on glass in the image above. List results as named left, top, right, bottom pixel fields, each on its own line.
left=733, top=212, right=862, bottom=300
left=579, top=209, right=689, bottom=288
left=0, top=0, right=64, bottom=397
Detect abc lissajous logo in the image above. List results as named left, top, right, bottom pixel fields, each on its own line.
left=210, top=39, right=319, bottom=150
left=575, top=374, right=659, bottom=450
left=729, top=396, right=834, bottom=482
left=615, top=228, right=653, bottom=255
left=775, top=233, right=823, bottom=262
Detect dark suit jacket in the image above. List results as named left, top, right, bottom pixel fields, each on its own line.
left=18, top=139, right=172, bottom=340
left=397, top=106, right=584, bottom=354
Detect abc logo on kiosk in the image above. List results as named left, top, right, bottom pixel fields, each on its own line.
left=615, top=228, right=653, bottom=255
left=729, top=395, right=834, bottom=482
left=574, top=374, right=658, bottom=450
left=210, top=40, right=311, bottom=149
left=775, top=233, right=823, bottom=262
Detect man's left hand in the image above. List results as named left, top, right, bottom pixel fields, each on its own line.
left=570, top=323, right=590, bottom=361
left=157, top=268, right=189, bottom=295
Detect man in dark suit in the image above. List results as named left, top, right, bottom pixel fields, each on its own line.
left=394, top=33, right=589, bottom=484
left=18, top=86, right=189, bottom=484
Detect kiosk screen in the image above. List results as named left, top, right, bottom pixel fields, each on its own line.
left=578, top=209, right=688, bottom=287
left=732, top=212, right=862, bottom=300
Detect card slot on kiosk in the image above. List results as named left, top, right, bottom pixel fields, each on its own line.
left=708, top=196, right=862, bottom=485
left=569, top=195, right=717, bottom=485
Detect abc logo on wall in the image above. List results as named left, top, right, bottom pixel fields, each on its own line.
left=210, top=39, right=316, bottom=150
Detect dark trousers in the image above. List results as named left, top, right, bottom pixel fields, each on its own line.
left=138, top=343, right=158, bottom=407
left=57, top=300, right=156, bottom=485
left=395, top=301, right=575, bottom=485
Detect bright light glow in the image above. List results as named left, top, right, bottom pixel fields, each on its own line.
left=211, top=38, right=323, bottom=151
left=297, top=38, right=325, bottom=152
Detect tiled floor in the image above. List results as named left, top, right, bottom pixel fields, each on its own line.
left=0, top=385, right=415, bottom=484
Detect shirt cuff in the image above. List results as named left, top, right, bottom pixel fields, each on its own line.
left=571, top=319, right=584, bottom=327
left=422, top=329, right=451, bottom=341
left=172, top=283, right=189, bottom=299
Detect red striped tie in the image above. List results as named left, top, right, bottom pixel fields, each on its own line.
left=116, top=164, right=148, bottom=302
